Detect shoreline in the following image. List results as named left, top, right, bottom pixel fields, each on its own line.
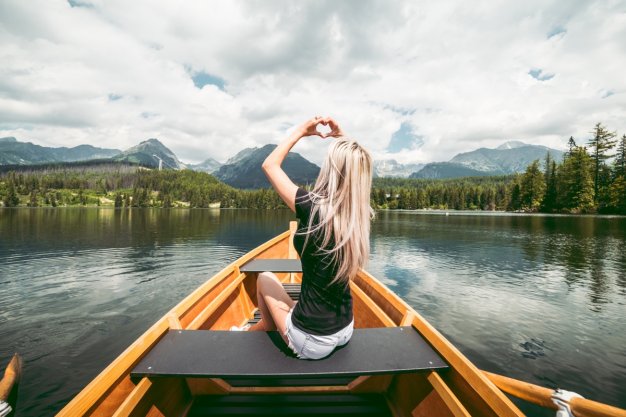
left=1, top=205, right=625, bottom=218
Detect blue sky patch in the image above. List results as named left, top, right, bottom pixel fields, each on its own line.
left=529, top=68, right=555, bottom=81
left=387, top=122, right=423, bottom=153
left=547, top=26, right=566, bottom=39
left=67, top=0, right=94, bottom=8
left=108, top=93, right=122, bottom=101
left=602, top=90, right=615, bottom=99
left=191, top=71, right=226, bottom=91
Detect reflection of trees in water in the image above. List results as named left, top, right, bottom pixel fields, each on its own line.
left=0, top=208, right=293, bottom=251
left=615, top=241, right=626, bottom=296
left=588, top=240, right=610, bottom=311
left=518, top=215, right=626, bottom=311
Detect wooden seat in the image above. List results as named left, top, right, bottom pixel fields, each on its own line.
left=131, top=326, right=448, bottom=380
left=239, top=259, right=303, bottom=273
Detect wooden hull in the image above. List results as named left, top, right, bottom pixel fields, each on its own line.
left=57, top=222, right=626, bottom=417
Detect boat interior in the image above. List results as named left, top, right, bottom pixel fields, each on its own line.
left=58, top=222, right=625, bottom=417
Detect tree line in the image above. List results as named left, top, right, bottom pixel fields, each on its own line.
left=0, top=166, right=286, bottom=209
left=1, top=122, right=624, bottom=214
left=508, top=123, right=626, bottom=214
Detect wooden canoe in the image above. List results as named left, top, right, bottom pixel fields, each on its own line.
left=57, top=221, right=626, bottom=417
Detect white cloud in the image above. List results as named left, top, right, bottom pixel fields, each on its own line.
left=0, top=0, right=625, bottom=164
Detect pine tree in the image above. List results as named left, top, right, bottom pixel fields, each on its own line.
left=609, top=176, right=626, bottom=214
left=28, top=190, right=39, bottom=207
left=558, top=147, right=594, bottom=212
left=542, top=159, right=558, bottom=212
left=567, top=136, right=577, bottom=155
left=520, top=160, right=545, bottom=211
left=3, top=180, right=20, bottom=207
left=615, top=134, right=626, bottom=178
left=508, top=179, right=522, bottom=211
left=588, top=123, right=617, bottom=202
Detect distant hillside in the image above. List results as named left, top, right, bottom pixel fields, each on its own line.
left=0, top=136, right=121, bottom=165
left=449, top=141, right=564, bottom=173
left=410, top=162, right=497, bottom=179
left=373, top=159, right=424, bottom=178
left=411, top=141, right=564, bottom=179
left=187, top=157, right=222, bottom=173
left=213, top=144, right=320, bottom=189
left=113, top=138, right=185, bottom=169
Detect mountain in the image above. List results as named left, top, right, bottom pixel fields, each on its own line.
left=0, top=136, right=121, bottom=165
left=449, top=141, right=563, bottom=173
left=373, top=159, right=424, bottom=178
left=113, top=138, right=185, bottom=169
left=410, top=141, right=564, bottom=179
left=410, top=162, right=497, bottom=179
left=213, top=144, right=320, bottom=189
left=187, top=158, right=222, bottom=173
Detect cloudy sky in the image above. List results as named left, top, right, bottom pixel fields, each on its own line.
left=1, top=0, right=625, bottom=165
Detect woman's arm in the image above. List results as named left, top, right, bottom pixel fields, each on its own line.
left=262, top=116, right=328, bottom=212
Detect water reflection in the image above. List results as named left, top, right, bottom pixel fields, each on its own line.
left=369, top=211, right=626, bottom=411
left=0, top=209, right=625, bottom=416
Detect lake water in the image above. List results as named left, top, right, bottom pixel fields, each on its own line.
left=0, top=208, right=625, bottom=416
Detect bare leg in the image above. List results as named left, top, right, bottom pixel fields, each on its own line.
left=248, top=272, right=296, bottom=341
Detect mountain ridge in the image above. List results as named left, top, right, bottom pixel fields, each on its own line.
left=0, top=137, right=121, bottom=165
left=411, top=141, right=564, bottom=179
left=213, top=144, right=320, bottom=189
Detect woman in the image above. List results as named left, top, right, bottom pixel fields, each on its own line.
left=233, top=116, right=374, bottom=361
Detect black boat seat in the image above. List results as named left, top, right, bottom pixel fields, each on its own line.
left=131, top=326, right=448, bottom=379
left=239, top=259, right=303, bottom=273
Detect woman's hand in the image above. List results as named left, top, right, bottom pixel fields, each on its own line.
left=295, top=116, right=345, bottom=139
left=321, top=116, right=345, bottom=138
left=296, top=116, right=326, bottom=138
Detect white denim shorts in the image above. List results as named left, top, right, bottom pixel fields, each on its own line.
left=284, top=309, right=354, bottom=360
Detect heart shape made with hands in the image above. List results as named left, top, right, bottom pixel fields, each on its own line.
left=316, top=122, right=332, bottom=137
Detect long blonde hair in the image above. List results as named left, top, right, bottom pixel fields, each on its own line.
left=301, top=138, right=375, bottom=284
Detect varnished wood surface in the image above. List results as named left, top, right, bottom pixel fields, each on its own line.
left=484, top=371, right=626, bottom=417
left=56, top=221, right=625, bottom=417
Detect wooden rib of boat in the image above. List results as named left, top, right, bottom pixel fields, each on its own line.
left=57, top=222, right=626, bottom=417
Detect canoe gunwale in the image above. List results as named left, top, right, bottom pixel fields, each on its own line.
left=57, top=229, right=291, bottom=416
left=56, top=223, right=625, bottom=417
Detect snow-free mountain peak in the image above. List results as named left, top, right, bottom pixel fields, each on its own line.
left=497, top=140, right=527, bottom=150
left=114, top=138, right=186, bottom=169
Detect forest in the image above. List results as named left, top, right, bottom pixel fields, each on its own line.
left=1, top=123, right=625, bottom=214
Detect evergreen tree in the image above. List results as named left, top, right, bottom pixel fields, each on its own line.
left=520, top=160, right=545, bottom=211
left=508, top=180, right=522, bottom=211
left=588, top=123, right=617, bottom=202
left=3, top=180, right=20, bottom=207
left=615, top=134, right=626, bottom=178
left=557, top=147, right=594, bottom=212
left=609, top=176, right=626, bottom=213
left=567, top=136, right=577, bottom=155
left=162, top=193, right=173, bottom=208
left=28, top=190, right=39, bottom=207
left=542, top=159, right=558, bottom=212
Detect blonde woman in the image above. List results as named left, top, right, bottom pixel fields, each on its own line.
left=233, top=116, right=374, bottom=360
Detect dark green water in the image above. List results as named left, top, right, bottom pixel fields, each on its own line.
left=0, top=208, right=625, bottom=416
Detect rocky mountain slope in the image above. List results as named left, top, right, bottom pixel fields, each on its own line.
left=213, top=144, right=320, bottom=189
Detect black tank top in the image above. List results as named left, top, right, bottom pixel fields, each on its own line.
left=291, top=187, right=353, bottom=335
